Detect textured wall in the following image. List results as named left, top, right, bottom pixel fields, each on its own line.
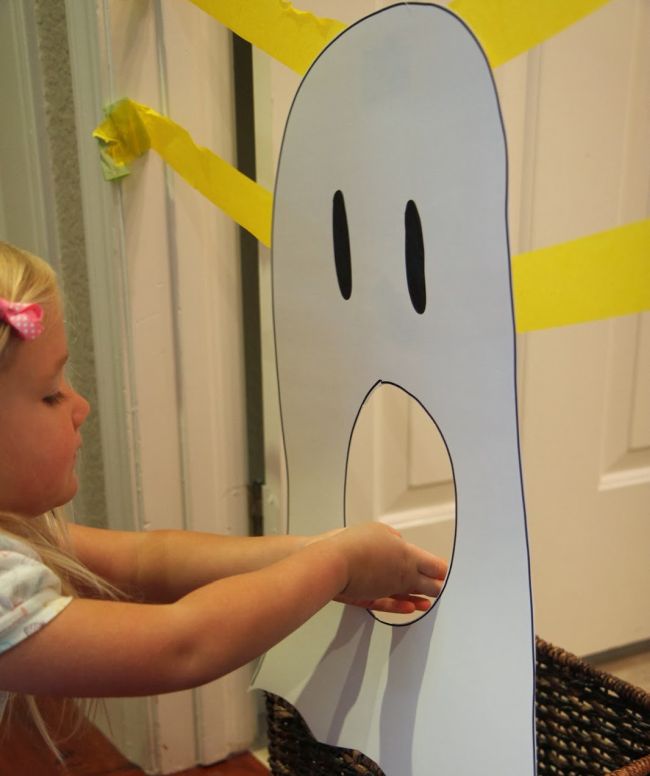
left=33, top=0, right=107, bottom=527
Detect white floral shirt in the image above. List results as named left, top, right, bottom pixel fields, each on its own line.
left=0, top=534, right=72, bottom=718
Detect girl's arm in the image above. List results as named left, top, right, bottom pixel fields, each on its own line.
left=68, top=523, right=307, bottom=602
left=0, top=523, right=446, bottom=699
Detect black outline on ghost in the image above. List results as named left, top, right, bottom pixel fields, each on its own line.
left=268, top=4, right=538, bottom=773
left=343, top=380, right=456, bottom=628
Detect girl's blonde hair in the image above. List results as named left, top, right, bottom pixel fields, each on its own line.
left=0, top=241, right=120, bottom=754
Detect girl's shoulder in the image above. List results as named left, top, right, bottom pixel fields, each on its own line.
left=0, top=533, right=39, bottom=561
left=0, top=530, right=71, bottom=659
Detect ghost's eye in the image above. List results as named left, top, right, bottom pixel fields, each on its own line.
left=332, top=190, right=352, bottom=300
left=405, top=200, right=426, bottom=314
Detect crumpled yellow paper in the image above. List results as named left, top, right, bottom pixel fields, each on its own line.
left=189, top=0, right=615, bottom=75
left=93, top=98, right=273, bottom=246
left=188, top=0, right=345, bottom=74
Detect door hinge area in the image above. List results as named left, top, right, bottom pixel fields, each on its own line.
left=248, top=480, right=264, bottom=536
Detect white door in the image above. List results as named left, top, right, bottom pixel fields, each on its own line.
left=256, top=0, right=650, bottom=657
left=509, top=0, right=650, bottom=655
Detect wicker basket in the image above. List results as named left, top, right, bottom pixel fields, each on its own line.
left=266, top=637, right=650, bottom=775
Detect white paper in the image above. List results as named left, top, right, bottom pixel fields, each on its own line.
left=253, top=5, right=536, bottom=774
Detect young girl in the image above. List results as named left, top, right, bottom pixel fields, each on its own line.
left=0, top=241, right=447, bottom=750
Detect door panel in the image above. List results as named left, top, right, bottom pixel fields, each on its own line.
left=515, top=0, right=650, bottom=655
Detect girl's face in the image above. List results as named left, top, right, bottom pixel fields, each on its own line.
left=0, top=299, right=90, bottom=516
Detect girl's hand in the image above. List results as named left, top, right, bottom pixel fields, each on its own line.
left=335, top=592, right=434, bottom=614
left=306, top=523, right=448, bottom=611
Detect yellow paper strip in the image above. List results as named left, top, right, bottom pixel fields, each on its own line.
left=512, top=220, right=650, bottom=332
left=94, top=99, right=272, bottom=246
left=448, top=0, right=613, bottom=68
left=188, top=0, right=345, bottom=74
left=188, top=0, right=612, bottom=72
left=94, top=101, right=649, bottom=331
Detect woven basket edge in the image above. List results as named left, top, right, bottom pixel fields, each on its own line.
left=536, top=636, right=650, bottom=711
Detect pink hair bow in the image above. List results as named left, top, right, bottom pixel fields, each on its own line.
left=0, top=298, right=44, bottom=341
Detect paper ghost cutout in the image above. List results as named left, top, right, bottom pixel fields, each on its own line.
left=253, top=4, right=536, bottom=774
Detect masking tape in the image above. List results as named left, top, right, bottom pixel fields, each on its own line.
left=188, top=0, right=345, bottom=75
left=512, top=220, right=650, bottom=331
left=94, top=99, right=272, bottom=246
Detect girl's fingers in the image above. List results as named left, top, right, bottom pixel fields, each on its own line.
left=368, top=597, right=417, bottom=613
left=410, top=576, right=445, bottom=598
left=341, top=594, right=433, bottom=614
left=370, top=595, right=432, bottom=614
left=417, top=552, right=448, bottom=580
left=385, top=593, right=431, bottom=606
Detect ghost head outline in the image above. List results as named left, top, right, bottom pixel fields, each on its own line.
left=254, top=5, right=536, bottom=774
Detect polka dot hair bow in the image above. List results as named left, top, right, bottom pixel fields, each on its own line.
left=0, top=298, right=44, bottom=340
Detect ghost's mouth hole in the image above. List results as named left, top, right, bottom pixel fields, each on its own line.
left=345, top=383, right=455, bottom=626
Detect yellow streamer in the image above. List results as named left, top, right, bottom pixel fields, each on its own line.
left=94, top=100, right=649, bottom=331
left=447, top=0, right=613, bottom=67
left=188, top=0, right=345, bottom=74
left=512, top=220, right=650, bottom=332
left=188, top=0, right=613, bottom=73
left=94, top=99, right=272, bottom=246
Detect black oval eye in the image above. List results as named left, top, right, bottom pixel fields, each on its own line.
left=332, top=190, right=352, bottom=300
left=405, top=200, right=426, bottom=314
